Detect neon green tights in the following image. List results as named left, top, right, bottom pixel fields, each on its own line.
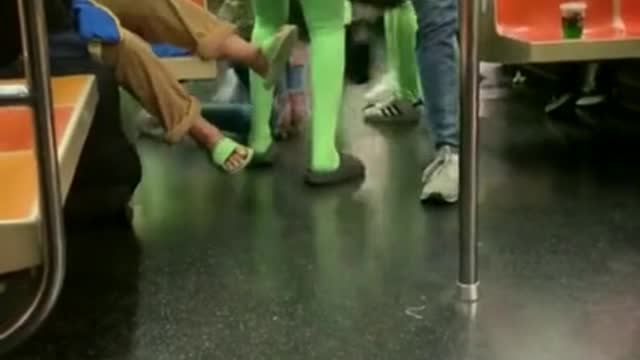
left=384, top=1, right=421, bottom=101
left=250, top=0, right=344, bottom=172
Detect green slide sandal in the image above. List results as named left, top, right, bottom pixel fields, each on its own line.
left=211, top=137, right=254, bottom=174
left=261, top=25, right=299, bottom=89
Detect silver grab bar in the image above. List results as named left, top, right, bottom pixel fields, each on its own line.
left=0, top=0, right=66, bottom=353
left=458, top=0, right=480, bottom=302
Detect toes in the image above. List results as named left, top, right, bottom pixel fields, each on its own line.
left=224, top=148, right=249, bottom=171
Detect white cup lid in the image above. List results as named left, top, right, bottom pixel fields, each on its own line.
left=560, top=2, right=588, bottom=11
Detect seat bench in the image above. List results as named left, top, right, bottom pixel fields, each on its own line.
left=481, top=0, right=640, bottom=63
left=0, top=75, right=98, bottom=274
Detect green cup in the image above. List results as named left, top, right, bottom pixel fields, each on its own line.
left=560, top=2, right=587, bottom=39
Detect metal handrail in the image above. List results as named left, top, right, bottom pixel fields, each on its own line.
left=0, top=0, right=66, bottom=354
left=458, top=0, right=480, bottom=302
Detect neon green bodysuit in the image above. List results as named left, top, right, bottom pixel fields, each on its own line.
left=384, top=1, right=421, bottom=101
left=250, top=0, right=345, bottom=172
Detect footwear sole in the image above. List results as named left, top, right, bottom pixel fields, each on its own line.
left=248, top=143, right=277, bottom=168
left=420, top=192, right=458, bottom=205
left=364, top=114, right=419, bottom=124
left=263, top=26, right=299, bottom=89
left=305, top=153, right=365, bottom=186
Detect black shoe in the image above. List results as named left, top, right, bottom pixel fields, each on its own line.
left=305, top=153, right=365, bottom=186
left=249, top=143, right=277, bottom=168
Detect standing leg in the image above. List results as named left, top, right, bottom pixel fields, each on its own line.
left=364, top=2, right=422, bottom=123
left=276, top=43, right=308, bottom=139
left=301, top=0, right=364, bottom=179
left=287, top=43, right=309, bottom=121
left=386, top=1, right=421, bottom=102
left=249, top=0, right=289, bottom=157
left=411, top=0, right=461, bottom=203
left=274, top=68, right=293, bottom=139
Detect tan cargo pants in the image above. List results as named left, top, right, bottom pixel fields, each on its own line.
left=95, top=0, right=236, bottom=143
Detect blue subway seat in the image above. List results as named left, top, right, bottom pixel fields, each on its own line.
left=72, top=0, right=121, bottom=43
left=72, top=0, right=193, bottom=58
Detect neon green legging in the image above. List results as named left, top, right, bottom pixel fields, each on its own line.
left=384, top=1, right=422, bottom=101
left=251, top=0, right=344, bottom=172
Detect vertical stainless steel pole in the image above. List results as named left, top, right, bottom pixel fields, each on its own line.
left=458, top=0, right=480, bottom=302
left=0, top=0, right=66, bottom=352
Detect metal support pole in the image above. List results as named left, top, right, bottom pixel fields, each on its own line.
left=457, top=0, right=480, bottom=302
left=0, top=0, right=66, bottom=353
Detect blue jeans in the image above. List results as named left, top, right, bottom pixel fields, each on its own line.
left=276, top=62, right=305, bottom=99
left=411, top=0, right=460, bottom=149
left=201, top=103, right=252, bottom=137
left=200, top=103, right=279, bottom=139
left=286, top=63, right=305, bottom=92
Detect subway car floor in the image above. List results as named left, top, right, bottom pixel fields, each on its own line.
left=5, top=65, right=640, bottom=359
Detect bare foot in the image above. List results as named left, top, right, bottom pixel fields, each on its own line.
left=189, top=118, right=251, bottom=171
left=223, top=145, right=250, bottom=170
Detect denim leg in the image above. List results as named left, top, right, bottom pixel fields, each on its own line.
left=286, top=62, right=306, bottom=92
left=411, top=0, right=459, bottom=149
left=201, top=103, right=252, bottom=136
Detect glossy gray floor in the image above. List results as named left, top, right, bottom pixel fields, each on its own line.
left=7, top=65, right=640, bottom=359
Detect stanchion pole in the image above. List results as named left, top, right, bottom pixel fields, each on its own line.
left=0, top=0, right=66, bottom=353
left=457, top=0, right=480, bottom=302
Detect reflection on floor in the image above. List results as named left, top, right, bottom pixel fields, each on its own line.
left=5, top=66, right=640, bottom=359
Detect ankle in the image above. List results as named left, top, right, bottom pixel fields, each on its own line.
left=311, top=150, right=340, bottom=172
left=249, top=135, right=272, bottom=154
left=190, top=119, right=222, bottom=149
left=252, top=49, right=269, bottom=77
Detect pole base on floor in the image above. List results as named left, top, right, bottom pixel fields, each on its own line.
left=457, top=281, right=479, bottom=302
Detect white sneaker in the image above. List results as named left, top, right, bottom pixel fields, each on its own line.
left=364, top=72, right=399, bottom=105
left=364, top=98, right=421, bottom=123
left=421, top=146, right=459, bottom=204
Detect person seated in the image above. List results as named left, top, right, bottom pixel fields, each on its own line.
left=1, top=0, right=298, bottom=174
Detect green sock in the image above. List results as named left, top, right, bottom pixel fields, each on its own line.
left=249, top=0, right=289, bottom=155
left=301, top=0, right=345, bottom=172
left=252, top=0, right=344, bottom=172
left=307, top=27, right=343, bottom=171
left=248, top=67, right=274, bottom=155
left=385, top=1, right=422, bottom=102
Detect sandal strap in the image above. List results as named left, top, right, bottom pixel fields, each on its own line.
left=212, top=138, right=252, bottom=173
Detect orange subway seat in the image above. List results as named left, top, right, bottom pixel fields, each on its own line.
left=0, top=75, right=91, bottom=108
left=495, top=0, right=620, bottom=41
left=0, top=151, right=37, bottom=220
left=0, top=106, right=72, bottom=152
left=621, top=0, right=640, bottom=36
